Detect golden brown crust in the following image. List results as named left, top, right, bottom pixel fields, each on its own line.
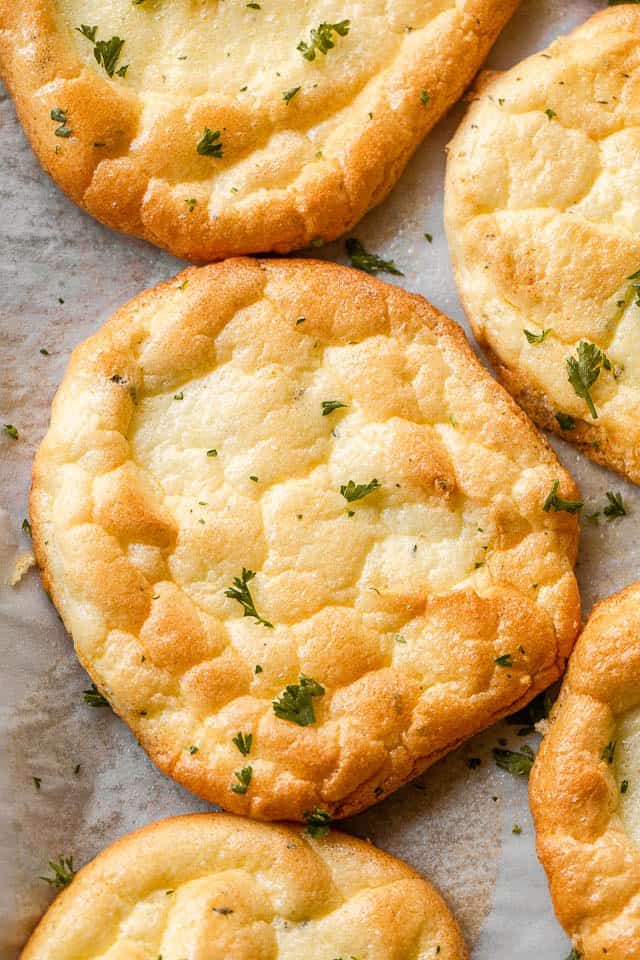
left=31, top=258, right=580, bottom=821
left=530, top=582, right=640, bottom=960
left=0, top=0, right=519, bottom=261
left=20, top=812, right=469, bottom=960
left=444, top=5, right=640, bottom=485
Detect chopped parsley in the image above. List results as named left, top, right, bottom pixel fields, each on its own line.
left=524, top=327, right=552, bottom=344
left=493, top=744, right=535, bottom=777
left=420, top=90, right=430, bottom=104
left=40, top=855, right=76, bottom=888
left=545, top=107, right=557, bottom=120
left=224, top=568, right=273, bottom=628
left=340, top=479, right=380, bottom=502
left=543, top=480, right=583, bottom=515
left=77, top=26, right=128, bottom=78
left=273, top=674, right=324, bottom=726
left=185, top=197, right=197, bottom=212
left=603, top=491, right=626, bottom=520
left=601, top=741, right=616, bottom=764
left=621, top=779, right=629, bottom=794
left=494, top=654, right=514, bottom=667
left=321, top=400, right=348, bottom=416
left=282, top=86, right=301, bottom=104
left=231, top=765, right=252, bottom=794
left=304, top=806, right=332, bottom=838
left=50, top=108, right=72, bottom=138
left=22, top=518, right=32, bottom=536
left=346, top=237, right=404, bottom=276
left=3, top=424, right=18, bottom=439
left=512, top=823, right=522, bottom=835
left=627, top=267, right=640, bottom=306
left=189, top=745, right=199, bottom=754
left=33, top=776, right=42, bottom=790
left=206, top=449, right=218, bottom=457
left=232, top=731, right=253, bottom=756
left=197, top=127, right=224, bottom=158
left=555, top=412, right=576, bottom=431
left=82, top=684, right=109, bottom=707
left=297, top=20, right=350, bottom=61
left=566, top=341, right=610, bottom=419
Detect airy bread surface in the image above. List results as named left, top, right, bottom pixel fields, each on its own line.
left=31, top=258, right=581, bottom=820
left=445, top=5, right=640, bottom=484
left=21, top=813, right=468, bottom=959
left=0, top=0, right=519, bottom=261
left=530, top=582, right=640, bottom=960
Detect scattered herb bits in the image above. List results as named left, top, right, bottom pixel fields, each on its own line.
left=273, top=675, right=324, bottom=726
left=197, top=127, right=224, bottom=158
left=232, top=732, right=253, bottom=756
left=304, top=806, right=332, bottom=838
left=543, top=480, right=583, bottom=515
left=82, top=683, right=110, bottom=707
left=297, top=20, right=350, bottom=61
left=523, top=327, right=552, bottom=344
left=340, top=479, right=380, bottom=503
left=493, top=744, right=535, bottom=777
left=321, top=400, right=347, bottom=416
left=231, top=765, right=252, bottom=794
left=40, top=855, right=76, bottom=888
left=346, top=238, right=404, bottom=276
left=603, top=491, right=626, bottom=520
left=50, top=108, right=72, bottom=138
left=224, top=568, right=273, bottom=628
left=566, top=341, right=610, bottom=419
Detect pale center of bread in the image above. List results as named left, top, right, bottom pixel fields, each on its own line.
left=616, top=706, right=640, bottom=843
left=57, top=0, right=448, bottom=99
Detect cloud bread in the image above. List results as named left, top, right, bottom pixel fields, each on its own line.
left=30, top=258, right=581, bottom=820
left=0, top=0, right=519, bottom=261
left=530, top=582, right=640, bottom=960
left=20, top=813, right=469, bottom=959
left=445, top=6, right=640, bottom=484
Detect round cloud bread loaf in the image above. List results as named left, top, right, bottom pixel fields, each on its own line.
left=530, top=582, right=640, bottom=960
left=31, top=258, right=580, bottom=821
left=0, top=0, right=519, bottom=261
left=445, top=5, right=640, bottom=484
left=20, top=813, right=469, bottom=960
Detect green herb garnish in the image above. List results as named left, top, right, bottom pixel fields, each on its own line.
left=601, top=741, right=616, bottom=764
left=524, top=327, right=552, bottom=344
left=566, top=341, right=610, bottom=419
left=297, top=20, right=350, bottom=61
left=50, top=108, right=72, bottom=138
left=493, top=744, right=535, bottom=777
left=273, top=675, right=324, bottom=726
left=82, top=683, right=109, bottom=707
left=40, top=855, right=76, bottom=888
left=197, top=127, right=223, bottom=158
left=232, top=732, right=253, bottom=756
left=231, top=765, right=252, bottom=794
left=494, top=654, right=514, bottom=667
left=543, top=480, right=583, bottom=515
left=77, top=26, right=128, bottom=78
left=304, top=806, right=332, bottom=838
left=225, top=568, right=272, bottom=628
left=282, top=86, right=301, bottom=104
left=346, top=237, right=403, bottom=276
left=3, top=424, right=18, bottom=439
left=321, top=400, right=348, bottom=416
left=603, top=491, right=626, bottom=520
left=555, top=412, right=576, bottom=431
left=340, top=479, right=380, bottom=502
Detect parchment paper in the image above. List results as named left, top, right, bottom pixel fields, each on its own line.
left=2, top=1, right=638, bottom=956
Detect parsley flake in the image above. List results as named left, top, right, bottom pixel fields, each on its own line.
left=420, top=90, right=430, bottom=104
left=603, top=491, right=626, bottom=520
left=524, top=327, right=552, bottom=344
left=346, top=237, right=404, bottom=276
left=232, top=731, right=253, bottom=756
left=40, top=855, right=76, bottom=888
left=225, top=568, right=273, bottom=628
left=340, top=479, right=381, bottom=502
left=555, top=412, right=576, bottom=431
left=231, top=765, right=252, bottom=794
left=273, top=674, right=324, bottom=726
left=77, top=26, right=128, bottom=78
left=297, top=20, right=350, bottom=61
left=321, top=400, right=348, bottom=416
left=22, top=518, right=32, bottom=536
left=545, top=107, right=557, bottom=120
left=493, top=744, right=535, bottom=777
left=494, top=654, right=514, bottom=667
left=601, top=741, right=616, bottom=764
left=4, top=424, right=18, bottom=439
left=197, top=127, right=224, bottom=158
left=566, top=341, right=610, bottom=419
left=304, top=806, right=332, bottom=838
left=50, top=107, right=72, bottom=138
left=82, top=683, right=110, bottom=707
left=283, top=86, right=301, bottom=104
left=543, top=480, right=583, bottom=515
left=33, top=776, right=42, bottom=790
